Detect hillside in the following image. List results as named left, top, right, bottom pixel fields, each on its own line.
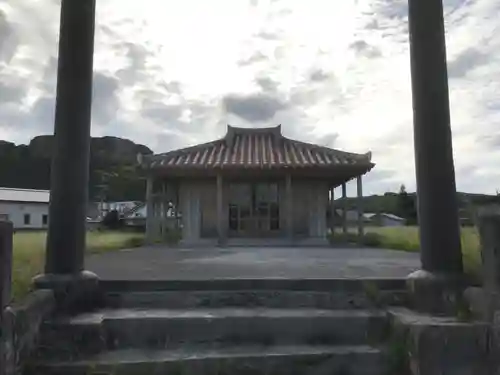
left=0, top=135, right=153, bottom=201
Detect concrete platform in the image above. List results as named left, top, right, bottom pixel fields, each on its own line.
left=85, top=246, right=420, bottom=280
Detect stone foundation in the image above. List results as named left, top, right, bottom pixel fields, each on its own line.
left=1, top=290, right=55, bottom=375
left=388, top=307, right=491, bottom=375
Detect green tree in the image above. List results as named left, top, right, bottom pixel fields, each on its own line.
left=397, top=184, right=418, bottom=225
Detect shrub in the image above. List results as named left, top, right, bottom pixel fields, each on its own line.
left=124, top=237, right=144, bottom=248
left=163, top=228, right=182, bottom=245
left=361, top=232, right=383, bottom=247
left=328, top=232, right=354, bottom=245
left=328, top=231, right=382, bottom=246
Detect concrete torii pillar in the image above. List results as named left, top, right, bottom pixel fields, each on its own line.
left=34, top=0, right=99, bottom=302
left=407, top=0, right=464, bottom=313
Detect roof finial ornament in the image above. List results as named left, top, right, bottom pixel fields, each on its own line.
left=273, top=124, right=282, bottom=137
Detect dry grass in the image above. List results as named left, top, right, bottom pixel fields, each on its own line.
left=366, top=226, right=482, bottom=283
left=11, top=231, right=144, bottom=302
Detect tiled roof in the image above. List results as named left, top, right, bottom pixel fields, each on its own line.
left=0, top=187, right=50, bottom=203
left=142, top=125, right=374, bottom=171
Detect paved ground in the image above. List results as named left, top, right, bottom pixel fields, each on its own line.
left=85, top=246, right=420, bottom=280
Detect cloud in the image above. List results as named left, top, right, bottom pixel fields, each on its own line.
left=39, top=56, right=58, bottom=94
left=317, top=133, right=339, bottom=148
left=447, top=47, right=489, bottom=78
left=0, top=9, right=17, bottom=62
left=349, top=40, right=382, bottom=58
left=0, top=81, right=23, bottom=103
left=223, top=94, right=287, bottom=122
left=255, top=76, right=278, bottom=91
left=30, top=97, right=55, bottom=133
left=92, top=72, right=120, bottom=126
left=375, top=0, right=408, bottom=20
left=0, top=0, right=499, bottom=195
left=477, top=134, right=500, bottom=148
left=115, top=43, right=150, bottom=85
left=309, top=69, right=330, bottom=82
left=141, top=100, right=182, bottom=124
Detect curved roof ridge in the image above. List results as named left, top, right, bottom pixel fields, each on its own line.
left=226, top=124, right=281, bottom=133
left=150, top=125, right=282, bottom=160
left=225, top=125, right=282, bottom=142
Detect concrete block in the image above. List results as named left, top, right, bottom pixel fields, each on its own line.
left=389, top=307, right=490, bottom=375
left=1, top=290, right=55, bottom=375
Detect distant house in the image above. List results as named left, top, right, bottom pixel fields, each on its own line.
left=333, top=209, right=371, bottom=226
left=364, top=213, right=406, bottom=227
left=0, top=187, right=50, bottom=229
left=333, top=209, right=405, bottom=227
left=0, top=187, right=105, bottom=230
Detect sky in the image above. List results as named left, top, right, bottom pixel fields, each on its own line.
left=0, top=0, right=499, bottom=196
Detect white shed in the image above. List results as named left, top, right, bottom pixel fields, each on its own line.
left=0, top=187, right=50, bottom=229
left=364, top=212, right=406, bottom=227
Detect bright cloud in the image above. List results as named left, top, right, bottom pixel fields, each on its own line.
left=0, top=0, right=499, bottom=195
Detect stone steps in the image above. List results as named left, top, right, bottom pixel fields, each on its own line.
left=101, top=278, right=408, bottom=309
left=99, top=278, right=407, bottom=292
left=37, top=308, right=389, bottom=359
left=28, top=278, right=406, bottom=375
left=28, top=345, right=388, bottom=375
left=103, top=290, right=407, bottom=310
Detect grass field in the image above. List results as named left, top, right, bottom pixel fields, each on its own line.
left=11, top=231, right=144, bottom=302
left=365, top=226, right=482, bottom=283
left=9, top=226, right=483, bottom=303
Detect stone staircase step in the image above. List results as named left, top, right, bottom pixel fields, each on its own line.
left=100, top=278, right=407, bottom=292
left=29, top=344, right=388, bottom=375
left=104, top=290, right=407, bottom=309
left=30, top=278, right=405, bottom=375
left=38, top=308, right=389, bottom=358
left=101, top=278, right=408, bottom=310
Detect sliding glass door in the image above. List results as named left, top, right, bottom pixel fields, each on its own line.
left=228, top=182, right=280, bottom=237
